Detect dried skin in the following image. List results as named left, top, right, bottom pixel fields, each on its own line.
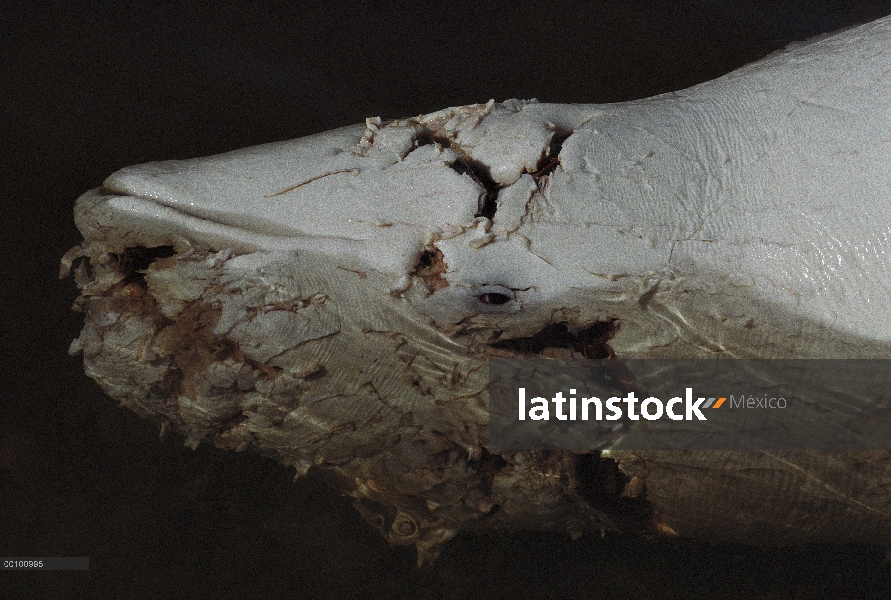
left=63, top=16, right=891, bottom=564
left=67, top=245, right=638, bottom=564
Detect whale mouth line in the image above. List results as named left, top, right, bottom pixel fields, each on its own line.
left=97, top=186, right=306, bottom=238
left=114, top=244, right=179, bottom=284
left=483, top=321, right=619, bottom=360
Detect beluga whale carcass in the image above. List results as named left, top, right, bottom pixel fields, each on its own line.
left=63, top=16, right=891, bottom=564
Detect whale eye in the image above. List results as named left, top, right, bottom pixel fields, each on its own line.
left=479, top=292, right=510, bottom=305
left=390, top=511, right=420, bottom=541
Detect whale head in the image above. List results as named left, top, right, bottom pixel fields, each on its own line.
left=64, top=100, right=648, bottom=563
left=64, top=27, right=891, bottom=557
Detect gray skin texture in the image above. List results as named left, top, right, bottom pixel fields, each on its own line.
left=63, top=17, right=891, bottom=564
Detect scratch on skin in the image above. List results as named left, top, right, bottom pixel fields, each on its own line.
left=336, top=266, right=367, bottom=278
left=263, top=330, right=341, bottom=364
left=583, top=269, right=624, bottom=282
left=307, top=420, right=355, bottom=446
left=763, top=452, right=889, bottom=517
left=265, top=169, right=360, bottom=197
left=367, top=379, right=412, bottom=413
left=520, top=236, right=555, bottom=268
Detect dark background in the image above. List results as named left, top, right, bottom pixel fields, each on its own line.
left=4, top=1, right=891, bottom=598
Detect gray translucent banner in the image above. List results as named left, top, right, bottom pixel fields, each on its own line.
left=488, top=359, right=891, bottom=451
left=1, top=557, right=89, bottom=570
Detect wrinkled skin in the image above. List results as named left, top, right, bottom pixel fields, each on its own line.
left=63, top=17, right=891, bottom=564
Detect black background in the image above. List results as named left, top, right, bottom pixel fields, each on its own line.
left=4, top=1, right=891, bottom=598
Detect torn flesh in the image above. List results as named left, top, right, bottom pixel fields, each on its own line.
left=64, top=16, right=891, bottom=565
